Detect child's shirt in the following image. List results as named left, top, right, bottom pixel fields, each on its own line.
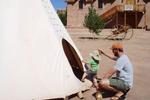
left=88, top=59, right=99, bottom=72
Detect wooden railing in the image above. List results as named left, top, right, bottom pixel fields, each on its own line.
left=100, top=5, right=123, bottom=21
left=66, top=0, right=94, bottom=3
left=65, top=0, right=76, bottom=3
left=134, top=4, right=145, bottom=12
left=85, top=0, right=93, bottom=3
left=100, top=3, right=145, bottom=22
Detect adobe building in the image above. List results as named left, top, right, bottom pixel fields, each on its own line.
left=66, top=0, right=150, bottom=29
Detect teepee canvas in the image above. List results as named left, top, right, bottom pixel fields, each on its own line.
left=0, top=0, right=85, bottom=99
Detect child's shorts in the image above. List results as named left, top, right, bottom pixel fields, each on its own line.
left=85, top=70, right=96, bottom=82
left=109, top=77, right=130, bottom=93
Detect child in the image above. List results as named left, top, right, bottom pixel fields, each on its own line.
left=81, top=50, right=101, bottom=82
left=77, top=50, right=101, bottom=99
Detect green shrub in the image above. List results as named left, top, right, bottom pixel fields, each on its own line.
left=58, top=10, right=67, bottom=26
left=84, top=7, right=105, bottom=35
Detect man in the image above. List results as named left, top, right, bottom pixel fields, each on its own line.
left=94, top=43, right=133, bottom=100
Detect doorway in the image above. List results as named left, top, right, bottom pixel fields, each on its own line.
left=62, top=39, right=84, bottom=80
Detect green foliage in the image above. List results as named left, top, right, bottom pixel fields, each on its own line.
left=57, top=10, right=67, bottom=26
left=84, top=7, right=105, bottom=35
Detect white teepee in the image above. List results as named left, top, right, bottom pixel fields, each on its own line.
left=0, top=0, right=86, bottom=99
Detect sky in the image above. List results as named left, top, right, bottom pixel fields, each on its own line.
left=51, top=0, right=67, bottom=10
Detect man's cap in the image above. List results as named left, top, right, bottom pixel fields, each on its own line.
left=111, top=43, right=123, bottom=49
left=89, top=50, right=101, bottom=61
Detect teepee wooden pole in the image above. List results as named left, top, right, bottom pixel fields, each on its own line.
left=64, top=96, right=69, bottom=100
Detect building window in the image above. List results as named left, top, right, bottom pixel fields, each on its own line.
left=79, top=0, right=83, bottom=9
left=98, top=0, right=103, bottom=9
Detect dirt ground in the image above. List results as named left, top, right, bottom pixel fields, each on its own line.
left=69, top=29, right=150, bottom=100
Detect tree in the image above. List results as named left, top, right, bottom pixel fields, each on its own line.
left=57, top=10, right=67, bottom=26
left=84, top=7, right=105, bottom=36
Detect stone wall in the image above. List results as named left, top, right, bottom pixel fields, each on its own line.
left=67, top=1, right=98, bottom=28
left=146, top=2, right=150, bottom=29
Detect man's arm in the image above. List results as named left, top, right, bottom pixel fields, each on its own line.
left=98, top=49, right=117, bottom=61
left=102, top=67, right=117, bottom=79
left=103, top=53, right=117, bottom=61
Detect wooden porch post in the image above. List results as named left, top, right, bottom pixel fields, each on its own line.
left=124, top=11, right=127, bottom=26
left=116, top=12, right=118, bottom=25
left=144, top=5, right=146, bottom=29
left=135, top=11, right=137, bottom=28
